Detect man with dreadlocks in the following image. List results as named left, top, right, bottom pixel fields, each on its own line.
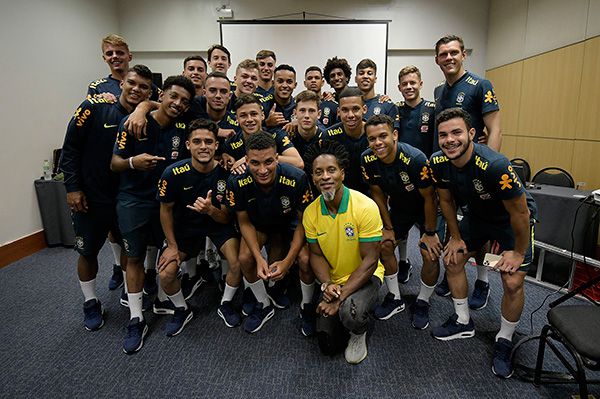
left=302, top=139, right=385, bottom=365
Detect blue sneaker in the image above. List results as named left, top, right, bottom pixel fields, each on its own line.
left=165, top=307, right=194, bottom=337
left=108, top=265, right=123, bottom=290
left=432, top=314, right=475, bottom=341
left=242, top=288, right=258, bottom=316
left=435, top=273, right=451, bottom=297
left=492, top=338, right=514, bottom=378
left=468, top=280, right=490, bottom=310
left=397, top=259, right=412, bottom=284
left=152, top=297, right=175, bottom=315
left=143, top=269, right=158, bottom=296
left=83, top=299, right=104, bottom=331
left=300, top=303, right=316, bottom=337
left=266, top=283, right=290, bottom=309
left=411, top=299, right=430, bottom=330
left=243, top=303, right=274, bottom=333
left=373, top=293, right=405, bottom=320
left=217, top=301, right=241, bottom=327
left=181, top=273, right=205, bottom=300
left=120, top=291, right=152, bottom=312
left=122, top=317, right=148, bottom=354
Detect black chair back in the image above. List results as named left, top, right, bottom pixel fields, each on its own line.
left=510, top=158, right=531, bottom=182
left=532, top=167, right=575, bottom=188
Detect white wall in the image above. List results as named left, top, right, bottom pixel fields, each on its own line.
left=487, top=0, right=600, bottom=69
left=0, top=0, right=118, bottom=245
left=118, top=0, right=490, bottom=103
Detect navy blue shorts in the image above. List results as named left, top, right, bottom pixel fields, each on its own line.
left=72, top=204, right=121, bottom=257
left=459, top=214, right=534, bottom=271
left=390, top=208, right=425, bottom=240
left=175, top=225, right=239, bottom=261
left=117, top=202, right=164, bottom=258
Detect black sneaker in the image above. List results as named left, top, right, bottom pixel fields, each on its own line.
left=397, top=259, right=412, bottom=284
left=432, top=314, right=475, bottom=341
left=411, top=299, right=430, bottom=330
left=152, top=297, right=176, bottom=315
left=108, top=265, right=123, bottom=290
left=492, top=338, right=514, bottom=378
left=468, top=280, right=490, bottom=310
left=373, top=293, right=405, bottom=320
left=122, top=317, right=148, bottom=354
left=243, top=303, right=274, bottom=333
left=181, top=273, right=205, bottom=300
left=165, top=307, right=194, bottom=337
left=217, top=301, right=241, bottom=327
left=143, top=269, right=158, bottom=296
left=242, top=288, right=258, bottom=316
left=83, top=299, right=104, bottom=331
left=435, top=273, right=451, bottom=297
left=266, top=283, right=290, bottom=309
left=300, top=303, right=316, bottom=337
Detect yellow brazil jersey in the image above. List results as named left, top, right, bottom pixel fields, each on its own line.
left=303, top=186, right=385, bottom=285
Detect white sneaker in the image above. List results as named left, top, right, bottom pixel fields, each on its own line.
left=344, top=332, right=367, bottom=364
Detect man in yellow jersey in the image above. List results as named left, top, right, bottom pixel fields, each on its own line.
left=302, top=140, right=384, bottom=365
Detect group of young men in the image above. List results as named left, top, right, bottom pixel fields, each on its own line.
left=60, top=33, right=536, bottom=379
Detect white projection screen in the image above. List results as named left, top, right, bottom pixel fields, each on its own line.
left=220, top=20, right=389, bottom=94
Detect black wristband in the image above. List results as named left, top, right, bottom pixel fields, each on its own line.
left=424, top=230, right=437, bottom=236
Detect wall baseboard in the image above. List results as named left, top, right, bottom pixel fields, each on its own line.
left=0, top=231, right=47, bottom=268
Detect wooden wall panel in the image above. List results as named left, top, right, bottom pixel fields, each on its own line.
left=500, top=134, right=518, bottom=159
left=518, top=43, right=584, bottom=139
left=575, top=36, right=600, bottom=141
left=571, top=140, right=600, bottom=189
left=514, top=137, right=574, bottom=175
left=486, top=61, right=523, bottom=135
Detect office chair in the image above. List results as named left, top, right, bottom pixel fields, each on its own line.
left=532, top=273, right=600, bottom=398
left=510, top=158, right=531, bottom=182
left=532, top=167, right=575, bottom=188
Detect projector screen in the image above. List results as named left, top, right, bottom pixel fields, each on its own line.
left=220, top=20, right=389, bottom=95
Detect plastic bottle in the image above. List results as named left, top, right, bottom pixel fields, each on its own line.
left=42, top=159, right=51, bottom=180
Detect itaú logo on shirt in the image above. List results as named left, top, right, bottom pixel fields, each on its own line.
left=344, top=222, right=356, bottom=240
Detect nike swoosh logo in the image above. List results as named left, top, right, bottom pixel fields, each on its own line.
left=138, top=137, right=148, bottom=141
left=441, top=179, right=450, bottom=182
left=248, top=198, right=255, bottom=202
left=183, top=186, right=193, bottom=190
left=104, top=123, right=118, bottom=128
left=317, top=232, right=326, bottom=236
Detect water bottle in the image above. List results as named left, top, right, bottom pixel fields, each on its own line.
left=42, top=159, right=51, bottom=180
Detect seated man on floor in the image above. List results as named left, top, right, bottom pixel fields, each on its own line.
left=302, top=140, right=384, bottom=364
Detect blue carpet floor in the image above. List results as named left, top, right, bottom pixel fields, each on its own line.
left=1, top=229, right=598, bottom=398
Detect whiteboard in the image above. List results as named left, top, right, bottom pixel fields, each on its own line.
left=220, top=21, right=389, bottom=95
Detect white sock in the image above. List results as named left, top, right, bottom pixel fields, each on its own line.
left=452, top=297, right=470, bottom=324
left=398, top=239, right=407, bottom=262
left=185, top=260, right=197, bottom=278
left=243, top=276, right=251, bottom=289
left=157, top=280, right=168, bottom=301
left=300, top=281, right=315, bottom=307
left=417, top=279, right=436, bottom=303
left=384, top=272, right=401, bottom=299
left=221, top=283, right=238, bottom=304
left=248, top=279, right=270, bottom=307
left=168, top=290, right=187, bottom=309
left=110, top=242, right=121, bottom=266
left=122, top=270, right=128, bottom=292
left=79, top=279, right=97, bottom=302
left=476, top=265, right=489, bottom=283
left=145, top=247, right=158, bottom=271
left=496, top=316, right=518, bottom=342
left=128, top=291, right=144, bottom=321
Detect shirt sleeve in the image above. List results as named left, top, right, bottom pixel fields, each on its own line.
left=357, top=197, right=383, bottom=242
left=360, top=150, right=379, bottom=186
left=296, top=172, right=313, bottom=212
left=60, top=100, right=94, bottom=193
left=274, top=130, right=295, bottom=153
left=226, top=175, right=247, bottom=211
left=113, top=116, right=134, bottom=158
left=156, top=169, right=175, bottom=203
left=302, top=204, right=318, bottom=243
left=480, top=79, right=500, bottom=114
left=409, top=150, right=433, bottom=189
left=429, top=153, right=449, bottom=189
left=488, top=158, right=525, bottom=200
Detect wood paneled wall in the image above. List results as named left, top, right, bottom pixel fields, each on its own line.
left=487, top=36, right=600, bottom=189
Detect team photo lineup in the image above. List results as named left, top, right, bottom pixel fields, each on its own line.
left=60, top=33, right=537, bottom=378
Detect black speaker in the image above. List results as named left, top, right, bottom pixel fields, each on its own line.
left=152, top=73, right=163, bottom=90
